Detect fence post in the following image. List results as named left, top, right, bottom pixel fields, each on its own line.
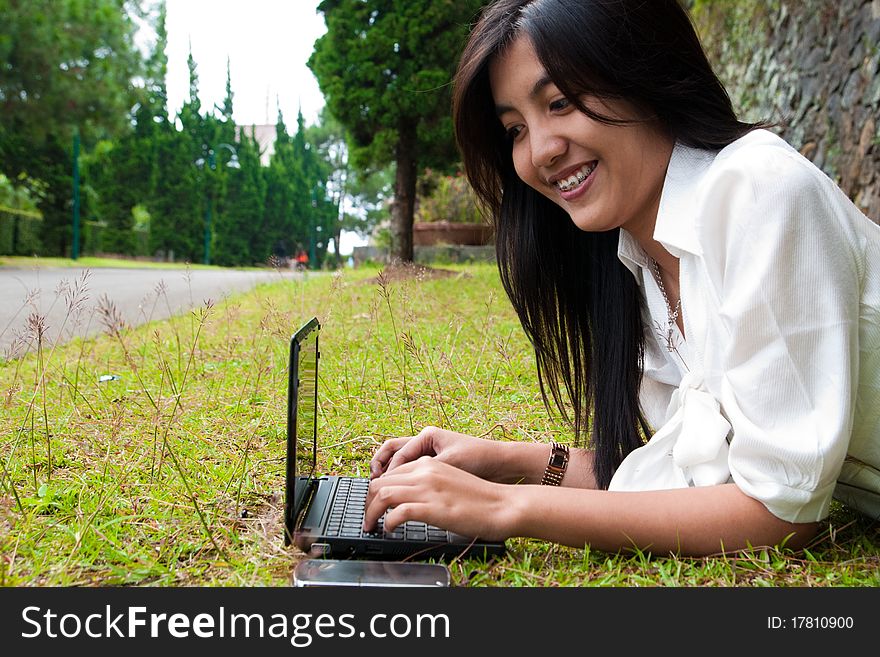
left=72, top=128, right=81, bottom=260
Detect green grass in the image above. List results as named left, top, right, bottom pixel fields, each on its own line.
left=0, top=255, right=266, bottom=271
left=0, top=261, right=877, bottom=586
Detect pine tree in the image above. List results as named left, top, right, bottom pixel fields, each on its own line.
left=261, top=110, right=299, bottom=264
left=293, top=109, right=331, bottom=268
left=221, top=58, right=235, bottom=128
left=88, top=0, right=168, bottom=257
left=149, top=124, right=201, bottom=262
left=146, top=45, right=207, bottom=262
left=87, top=139, right=138, bottom=254
left=214, top=128, right=265, bottom=266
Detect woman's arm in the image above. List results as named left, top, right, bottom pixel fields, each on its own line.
left=505, top=481, right=819, bottom=555
left=363, top=456, right=818, bottom=556
left=369, top=425, right=597, bottom=487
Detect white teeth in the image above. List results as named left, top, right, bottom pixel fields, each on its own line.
left=555, top=163, right=595, bottom=192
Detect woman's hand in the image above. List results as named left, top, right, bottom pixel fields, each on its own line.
left=369, top=425, right=508, bottom=481
left=364, top=456, right=515, bottom=541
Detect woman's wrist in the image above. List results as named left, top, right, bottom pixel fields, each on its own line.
left=489, top=440, right=551, bottom=484
left=497, top=481, right=533, bottom=539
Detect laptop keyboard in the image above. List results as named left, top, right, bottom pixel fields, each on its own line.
left=325, top=477, right=452, bottom=542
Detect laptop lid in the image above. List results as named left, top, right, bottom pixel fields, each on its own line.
left=284, top=317, right=320, bottom=546
left=283, top=316, right=506, bottom=560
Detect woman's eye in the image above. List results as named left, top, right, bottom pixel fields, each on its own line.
left=505, top=125, right=524, bottom=141
left=550, top=98, right=571, bottom=112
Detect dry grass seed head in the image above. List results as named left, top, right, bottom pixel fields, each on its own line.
left=23, top=287, right=40, bottom=310
left=25, top=312, right=48, bottom=344
left=4, top=329, right=29, bottom=360
left=268, top=255, right=285, bottom=271
left=64, top=269, right=92, bottom=318
left=96, top=294, right=127, bottom=338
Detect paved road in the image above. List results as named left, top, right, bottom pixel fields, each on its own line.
left=0, top=266, right=301, bottom=358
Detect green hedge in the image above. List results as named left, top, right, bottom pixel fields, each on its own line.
left=0, top=210, right=43, bottom=256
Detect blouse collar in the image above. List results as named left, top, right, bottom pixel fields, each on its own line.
left=617, top=140, right=718, bottom=277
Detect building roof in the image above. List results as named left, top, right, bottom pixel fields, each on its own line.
left=236, top=124, right=277, bottom=166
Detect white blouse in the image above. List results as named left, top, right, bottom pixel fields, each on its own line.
left=608, top=129, right=880, bottom=524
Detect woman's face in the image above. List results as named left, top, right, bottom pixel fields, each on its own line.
left=489, top=36, right=674, bottom=238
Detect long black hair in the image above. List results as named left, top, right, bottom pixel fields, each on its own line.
left=453, top=0, right=764, bottom=489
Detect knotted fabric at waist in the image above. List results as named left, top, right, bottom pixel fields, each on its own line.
left=609, top=371, right=732, bottom=491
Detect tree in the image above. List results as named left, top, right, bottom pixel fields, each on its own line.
left=213, top=128, right=265, bottom=266
left=85, top=1, right=170, bottom=257
left=87, top=138, right=140, bottom=254
left=148, top=123, right=201, bottom=261
left=262, top=110, right=300, bottom=263
left=294, top=109, right=336, bottom=268
left=206, top=59, right=246, bottom=265
left=308, top=0, right=483, bottom=261
left=0, top=0, right=144, bottom=255
left=142, top=41, right=207, bottom=262
left=306, top=107, right=354, bottom=268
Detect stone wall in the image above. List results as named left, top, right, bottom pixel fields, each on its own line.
left=692, top=0, right=880, bottom=222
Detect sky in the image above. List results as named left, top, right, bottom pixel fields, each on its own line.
left=163, top=0, right=327, bottom=127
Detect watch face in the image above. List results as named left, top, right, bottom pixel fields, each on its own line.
left=549, top=444, right=569, bottom=468
left=542, top=443, right=569, bottom=485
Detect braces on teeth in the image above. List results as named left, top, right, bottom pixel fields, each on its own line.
left=556, top=165, right=594, bottom=192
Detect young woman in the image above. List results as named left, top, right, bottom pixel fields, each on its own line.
left=364, top=0, right=880, bottom=556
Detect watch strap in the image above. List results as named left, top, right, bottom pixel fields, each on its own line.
left=541, top=441, right=570, bottom=486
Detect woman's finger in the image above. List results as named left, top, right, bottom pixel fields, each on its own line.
left=369, top=436, right=412, bottom=478
left=384, top=431, right=439, bottom=472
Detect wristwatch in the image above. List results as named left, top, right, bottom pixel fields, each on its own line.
left=541, top=441, right=570, bottom=486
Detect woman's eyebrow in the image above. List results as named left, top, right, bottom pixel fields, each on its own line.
left=495, top=74, right=554, bottom=117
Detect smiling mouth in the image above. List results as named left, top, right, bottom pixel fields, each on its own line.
left=554, top=162, right=597, bottom=193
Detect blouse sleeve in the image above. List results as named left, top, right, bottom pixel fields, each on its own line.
left=702, top=145, right=866, bottom=523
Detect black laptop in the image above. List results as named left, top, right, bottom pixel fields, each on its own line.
left=283, top=317, right=506, bottom=560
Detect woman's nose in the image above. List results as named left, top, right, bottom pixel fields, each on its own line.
left=530, top=127, right=566, bottom=169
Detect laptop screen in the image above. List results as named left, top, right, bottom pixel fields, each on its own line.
left=284, top=317, right=320, bottom=544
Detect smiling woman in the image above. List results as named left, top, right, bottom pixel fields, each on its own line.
left=489, top=38, right=673, bottom=239
left=362, top=0, right=880, bottom=558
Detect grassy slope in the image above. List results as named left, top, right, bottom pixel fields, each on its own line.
left=0, top=255, right=254, bottom=271
left=0, top=262, right=877, bottom=586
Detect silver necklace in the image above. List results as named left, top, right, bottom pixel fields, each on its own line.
left=650, top=258, right=681, bottom=347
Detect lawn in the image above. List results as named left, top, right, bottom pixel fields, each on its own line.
left=0, top=261, right=877, bottom=586
left=0, top=255, right=258, bottom=271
